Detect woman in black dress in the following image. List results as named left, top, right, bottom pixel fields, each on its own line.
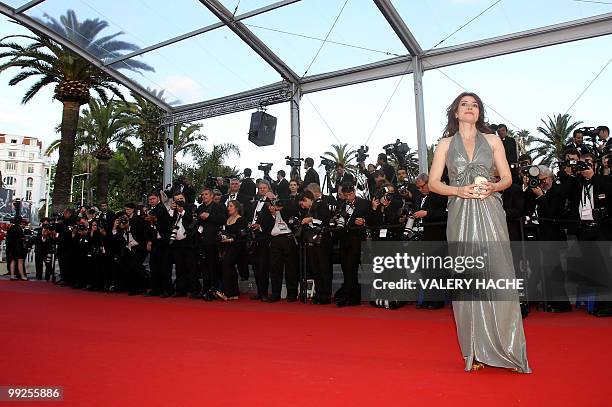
left=217, top=201, right=247, bottom=300
left=7, top=216, right=28, bottom=280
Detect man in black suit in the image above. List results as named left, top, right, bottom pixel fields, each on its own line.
left=565, top=154, right=612, bottom=317
left=169, top=193, right=198, bottom=298
left=194, top=188, right=227, bottom=301
left=145, top=192, right=173, bottom=297
left=238, top=168, right=257, bottom=199
left=248, top=180, right=276, bottom=301
left=221, top=178, right=251, bottom=209
left=334, top=163, right=354, bottom=193
left=114, top=203, right=148, bottom=295
left=527, top=166, right=572, bottom=313
left=335, top=183, right=370, bottom=307
left=273, top=170, right=290, bottom=199
left=598, top=125, right=611, bottom=151
left=411, top=174, right=448, bottom=309
left=497, top=124, right=518, bottom=166
left=377, top=153, right=396, bottom=184
left=565, top=129, right=592, bottom=155
left=302, top=157, right=320, bottom=189
left=493, top=169, right=526, bottom=242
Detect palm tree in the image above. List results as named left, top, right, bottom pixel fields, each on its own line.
left=78, top=98, right=133, bottom=202
left=172, top=123, right=206, bottom=162
left=0, top=10, right=153, bottom=212
left=321, top=143, right=357, bottom=182
left=528, top=114, right=582, bottom=165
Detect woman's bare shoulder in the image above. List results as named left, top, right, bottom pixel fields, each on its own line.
left=483, top=133, right=502, bottom=147
left=436, top=137, right=451, bottom=148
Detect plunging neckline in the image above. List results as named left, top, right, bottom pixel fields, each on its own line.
left=457, top=132, right=479, bottom=163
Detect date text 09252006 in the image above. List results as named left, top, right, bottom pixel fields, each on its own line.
left=0, top=387, right=63, bottom=401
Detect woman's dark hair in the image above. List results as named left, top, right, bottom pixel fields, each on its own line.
left=227, top=200, right=242, bottom=216
left=298, top=190, right=315, bottom=202
left=443, top=92, right=490, bottom=137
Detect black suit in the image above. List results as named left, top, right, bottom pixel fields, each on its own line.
left=335, top=172, right=355, bottom=192
left=301, top=197, right=333, bottom=303
left=147, top=203, right=172, bottom=295
left=170, top=205, right=198, bottom=296
left=380, top=163, right=396, bottom=183
left=194, top=201, right=227, bottom=294
left=565, top=141, right=591, bottom=155
left=274, top=178, right=290, bottom=199
left=502, top=184, right=525, bottom=242
left=501, top=136, right=518, bottom=166
left=417, top=192, right=448, bottom=242
left=369, top=198, right=403, bottom=240
left=239, top=178, right=257, bottom=199
left=302, top=168, right=320, bottom=189
left=250, top=199, right=275, bottom=297
left=335, top=197, right=370, bottom=305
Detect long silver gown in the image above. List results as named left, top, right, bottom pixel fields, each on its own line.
left=446, top=132, right=531, bottom=373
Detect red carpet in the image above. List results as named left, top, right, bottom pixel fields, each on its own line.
left=1, top=281, right=611, bottom=406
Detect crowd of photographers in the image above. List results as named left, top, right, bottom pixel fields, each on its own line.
left=4, top=125, right=611, bottom=316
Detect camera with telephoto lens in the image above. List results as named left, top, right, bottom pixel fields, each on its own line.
left=401, top=207, right=421, bottom=241
left=328, top=212, right=346, bottom=230
left=373, top=185, right=395, bottom=202
left=520, top=165, right=541, bottom=189
left=118, top=215, right=129, bottom=226
left=75, top=223, right=88, bottom=232
left=355, top=145, right=369, bottom=163
left=169, top=225, right=180, bottom=244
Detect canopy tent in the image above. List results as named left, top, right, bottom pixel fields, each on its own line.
left=1, top=0, right=611, bottom=186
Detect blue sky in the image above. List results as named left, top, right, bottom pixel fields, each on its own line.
left=1, top=0, right=611, bottom=185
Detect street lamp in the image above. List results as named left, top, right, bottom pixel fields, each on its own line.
left=70, top=173, right=90, bottom=206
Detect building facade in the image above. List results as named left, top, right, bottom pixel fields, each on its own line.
left=0, top=133, right=51, bottom=219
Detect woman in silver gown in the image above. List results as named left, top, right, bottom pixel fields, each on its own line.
left=428, top=92, right=531, bottom=373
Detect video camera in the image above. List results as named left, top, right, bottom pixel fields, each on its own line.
left=320, top=157, right=337, bottom=171
left=258, top=163, right=273, bottom=173
left=383, top=139, right=410, bottom=167
left=285, top=156, right=303, bottom=167
left=355, top=145, right=369, bottom=163
left=577, top=127, right=600, bottom=141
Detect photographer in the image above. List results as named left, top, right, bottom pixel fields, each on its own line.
left=302, top=158, right=320, bottom=188
left=221, top=178, right=250, bottom=209
left=566, top=153, right=612, bottom=316
left=334, top=163, right=354, bottom=193
left=145, top=192, right=172, bottom=297
left=334, top=182, right=370, bottom=307
left=194, top=188, right=227, bottom=301
left=566, top=129, right=592, bottom=155
left=170, top=175, right=196, bottom=205
left=598, top=126, right=611, bottom=151
left=357, top=162, right=377, bottom=199
left=56, top=208, right=77, bottom=286
left=169, top=193, right=198, bottom=298
left=239, top=168, right=257, bottom=199
left=267, top=197, right=300, bottom=302
left=249, top=180, right=275, bottom=300
left=32, top=218, right=58, bottom=282
left=98, top=202, right=115, bottom=232
left=527, top=166, right=572, bottom=313
left=376, top=153, right=396, bottom=184
left=86, top=219, right=107, bottom=291
left=112, top=203, right=148, bottom=295
left=71, top=218, right=91, bottom=289
left=370, top=183, right=403, bottom=240
left=218, top=200, right=247, bottom=300
left=396, top=167, right=420, bottom=208
left=298, top=189, right=333, bottom=304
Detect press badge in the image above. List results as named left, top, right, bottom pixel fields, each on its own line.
left=580, top=206, right=593, bottom=221
left=278, top=222, right=289, bottom=232
left=379, top=229, right=388, bottom=238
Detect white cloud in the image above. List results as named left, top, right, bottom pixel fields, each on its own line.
left=159, top=75, right=205, bottom=105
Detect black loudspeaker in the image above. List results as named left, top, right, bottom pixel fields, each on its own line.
left=248, top=111, right=277, bottom=146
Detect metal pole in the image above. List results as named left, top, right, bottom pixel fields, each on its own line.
left=81, top=178, right=85, bottom=206
left=44, top=169, right=50, bottom=217
left=290, top=84, right=301, bottom=174
left=413, top=55, right=428, bottom=174
left=163, top=123, right=175, bottom=191
left=70, top=176, right=74, bottom=205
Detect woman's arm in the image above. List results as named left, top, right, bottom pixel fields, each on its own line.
left=480, top=134, right=512, bottom=198
left=429, top=138, right=479, bottom=199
